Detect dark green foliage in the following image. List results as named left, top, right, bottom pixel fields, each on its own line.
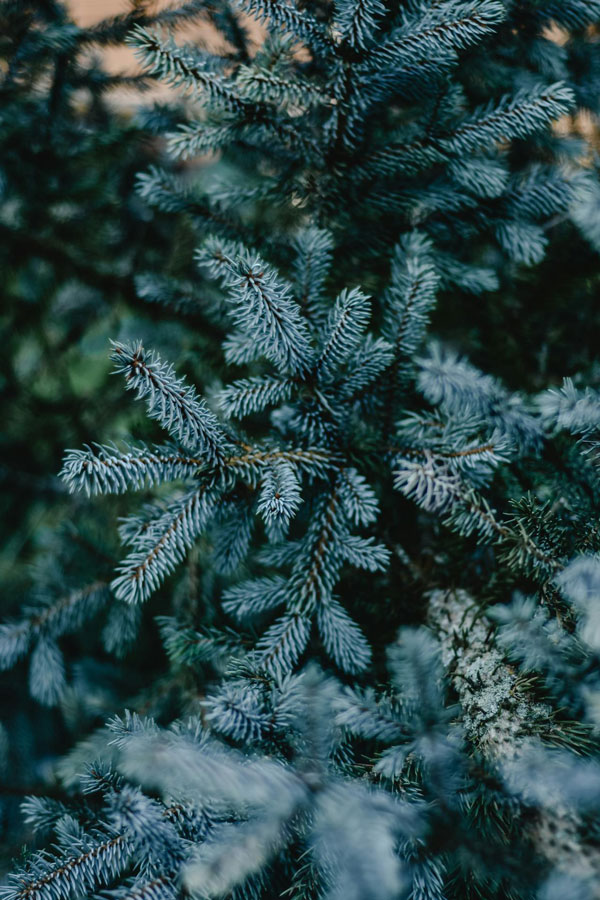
left=2, top=1, right=600, bottom=899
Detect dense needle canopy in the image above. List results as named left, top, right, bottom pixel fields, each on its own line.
left=1, top=2, right=600, bottom=899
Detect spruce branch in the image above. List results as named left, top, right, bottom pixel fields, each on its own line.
left=288, top=484, right=347, bottom=615
left=198, top=241, right=314, bottom=375
left=429, top=589, right=600, bottom=889
left=383, top=232, right=439, bottom=364
left=60, top=443, right=204, bottom=496
left=0, top=583, right=109, bottom=673
left=0, top=833, right=130, bottom=900
left=222, top=576, right=288, bottom=621
left=236, top=64, right=331, bottom=108
left=439, top=83, right=575, bottom=154
left=257, top=459, right=302, bottom=527
left=234, top=0, right=334, bottom=54
left=219, top=375, right=295, bottom=419
left=334, top=0, right=386, bottom=50
left=111, top=487, right=219, bottom=604
left=111, top=342, right=228, bottom=464
left=167, top=120, right=240, bottom=161
left=127, top=26, right=247, bottom=112
left=368, top=0, right=506, bottom=68
left=317, top=598, right=371, bottom=673
left=254, top=612, right=312, bottom=677
left=291, top=227, right=334, bottom=325
left=223, top=446, right=338, bottom=479
left=315, top=287, right=371, bottom=381
left=428, top=588, right=552, bottom=756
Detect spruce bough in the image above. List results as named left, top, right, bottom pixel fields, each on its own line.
left=3, top=2, right=600, bottom=899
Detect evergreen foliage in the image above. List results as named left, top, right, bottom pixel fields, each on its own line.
left=3, top=1, right=600, bottom=899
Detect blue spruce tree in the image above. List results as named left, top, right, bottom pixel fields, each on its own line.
left=2, top=1, right=600, bottom=898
